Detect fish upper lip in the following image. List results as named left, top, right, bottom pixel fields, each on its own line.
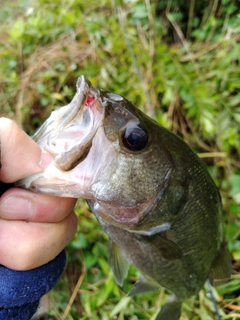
left=33, top=76, right=105, bottom=171
left=32, top=75, right=92, bottom=144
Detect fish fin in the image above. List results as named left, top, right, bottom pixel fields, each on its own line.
left=128, top=223, right=170, bottom=236
left=108, top=239, right=128, bottom=286
left=148, top=234, right=182, bottom=260
left=128, top=276, right=160, bottom=297
left=210, top=242, right=232, bottom=286
left=156, top=296, right=182, bottom=320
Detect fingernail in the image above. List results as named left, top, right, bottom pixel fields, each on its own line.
left=39, top=149, right=53, bottom=169
left=0, top=196, right=34, bottom=220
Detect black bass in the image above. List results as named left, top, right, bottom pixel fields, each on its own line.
left=16, top=76, right=231, bottom=319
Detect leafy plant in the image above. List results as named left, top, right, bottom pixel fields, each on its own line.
left=1, top=0, right=240, bottom=319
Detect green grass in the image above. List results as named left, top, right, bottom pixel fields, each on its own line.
left=1, top=0, right=240, bottom=319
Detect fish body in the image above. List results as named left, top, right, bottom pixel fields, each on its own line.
left=16, top=76, right=231, bottom=319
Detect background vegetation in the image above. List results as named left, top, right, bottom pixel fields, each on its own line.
left=1, top=0, right=240, bottom=319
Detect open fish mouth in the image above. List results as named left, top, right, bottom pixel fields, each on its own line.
left=15, top=76, right=105, bottom=196
left=33, top=75, right=104, bottom=171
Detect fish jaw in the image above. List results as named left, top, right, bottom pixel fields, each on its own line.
left=15, top=163, right=94, bottom=198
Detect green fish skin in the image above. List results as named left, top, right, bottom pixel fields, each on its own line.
left=16, top=76, right=231, bottom=319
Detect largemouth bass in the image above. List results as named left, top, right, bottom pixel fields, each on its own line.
left=16, top=76, right=231, bottom=319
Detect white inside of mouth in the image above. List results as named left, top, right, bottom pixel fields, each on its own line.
left=49, top=104, right=93, bottom=153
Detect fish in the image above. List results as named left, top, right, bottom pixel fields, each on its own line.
left=16, top=76, right=231, bottom=319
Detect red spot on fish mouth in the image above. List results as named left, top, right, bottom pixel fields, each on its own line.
left=85, top=95, right=95, bottom=107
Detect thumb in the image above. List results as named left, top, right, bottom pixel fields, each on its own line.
left=0, top=118, right=52, bottom=183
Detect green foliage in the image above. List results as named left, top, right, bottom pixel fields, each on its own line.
left=1, top=0, right=240, bottom=319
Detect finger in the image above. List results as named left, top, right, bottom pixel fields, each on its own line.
left=0, top=211, right=78, bottom=270
left=0, top=118, right=52, bottom=183
left=0, top=187, right=77, bottom=222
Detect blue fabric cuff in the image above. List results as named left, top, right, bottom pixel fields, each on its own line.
left=0, top=250, right=66, bottom=320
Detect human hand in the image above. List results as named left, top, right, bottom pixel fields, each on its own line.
left=0, top=117, right=78, bottom=270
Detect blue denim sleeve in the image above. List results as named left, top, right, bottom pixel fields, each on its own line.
left=0, top=250, right=66, bottom=320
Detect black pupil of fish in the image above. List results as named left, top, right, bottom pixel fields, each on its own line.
left=122, top=126, right=148, bottom=151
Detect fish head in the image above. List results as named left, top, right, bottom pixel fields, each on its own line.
left=16, top=76, right=174, bottom=229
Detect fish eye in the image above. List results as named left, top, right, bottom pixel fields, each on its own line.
left=122, top=125, right=148, bottom=151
